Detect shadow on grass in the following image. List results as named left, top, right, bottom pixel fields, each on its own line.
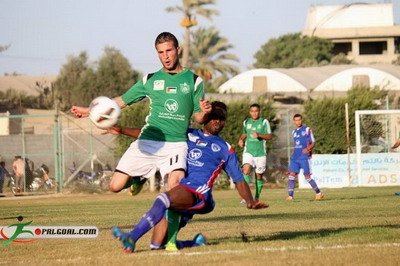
left=208, top=224, right=400, bottom=246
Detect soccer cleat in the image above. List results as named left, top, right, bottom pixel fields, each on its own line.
left=165, top=242, right=178, bottom=251
left=112, top=227, right=135, bottom=253
left=286, top=196, right=293, bottom=201
left=240, top=199, right=246, bottom=205
left=315, top=193, right=325, bottom=200
left=193, top=233, right=207, bottom=246
left=129, top=178, right=147, bottom=196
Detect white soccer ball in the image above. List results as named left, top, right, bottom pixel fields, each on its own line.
left=89, top=96, right=121, bottom=129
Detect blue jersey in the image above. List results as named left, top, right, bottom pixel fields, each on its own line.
left=181, top=128, right=244, bottom=191
left=291, top=125, right=315, bottom=160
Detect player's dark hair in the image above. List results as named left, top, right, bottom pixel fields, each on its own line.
left=155, top=32, right=179, bottom=48
left=205, top=101, right=228, bottom=122
left=250, top=103, right=260, bottom=109
left=293, top=113, right=302, bottom=119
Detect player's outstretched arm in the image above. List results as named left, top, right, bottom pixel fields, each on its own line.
left=70, top=96, right=127, bottom=118
left=102, top=126, right=141, bottom=138
left=193, top=98, right=212, bottom=124
left=236, top=180, right=269, bottom=209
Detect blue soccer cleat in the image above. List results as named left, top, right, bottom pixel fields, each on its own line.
left=112, top=227, right=135, bottom=253
left=193, top=233, right=207, bottom=246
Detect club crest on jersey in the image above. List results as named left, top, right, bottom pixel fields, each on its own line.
left=164, top=99, right=179, bottom=113
left=211, top=143, right=221, bottom=152
left=180, top=83, right=190, bottom=94
left=301, top=131, right=306, bottom=136
left=166, top=87, right=177, bottom=94
left=246, top=124, right=252, bottom=129
left=196, top=140, right=208, bottom=147
left=154, top=80, right=164, bottom=91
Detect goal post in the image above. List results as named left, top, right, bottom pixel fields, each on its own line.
left=355, top=109, right=400, bottom=186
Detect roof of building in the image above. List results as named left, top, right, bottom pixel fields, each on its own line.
left=218, top=64, right=400, bottom=94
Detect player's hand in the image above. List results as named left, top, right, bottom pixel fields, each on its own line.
left=247, top=201, right=269, bottom=209
left=238, top=139, right=244, bottom=148
left=70, top=106, right=90, bottom=118
left=199, top=98, right=211, bottom=114
left=252, top=132, right=258, bottom=138
left=101, top=126, right=121, bottom=135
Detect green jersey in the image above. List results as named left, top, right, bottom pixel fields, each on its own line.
left=121, top=69, right=204, bottom=142
left=242, top=117, right=271, bottom=157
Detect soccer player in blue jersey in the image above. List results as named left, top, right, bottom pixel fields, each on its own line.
left=287, top=114, right=324, bottom=201
left=110, top=101, right=268, bottom=253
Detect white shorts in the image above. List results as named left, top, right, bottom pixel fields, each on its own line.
left=242, top=153, right=266, bottom=174
left=116, top=139, right=187, bottom=183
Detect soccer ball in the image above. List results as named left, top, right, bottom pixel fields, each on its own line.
left=89, top=96, right=121, bottom=129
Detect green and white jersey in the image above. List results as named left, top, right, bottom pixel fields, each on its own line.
left=121, top=68, right=204, bottom=142
left=242, top=117, right=271, bottom=157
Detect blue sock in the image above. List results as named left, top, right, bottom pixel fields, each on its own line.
left=288, top=175, right=295, bottom=197
left=307, top=178, right=320, bottom=194
left=129, top=193, right=170, bottom=242
left=176, top=240, right=195, bottom=249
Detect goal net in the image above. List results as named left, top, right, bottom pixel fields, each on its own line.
left=355, top=110, right=400, bottom=186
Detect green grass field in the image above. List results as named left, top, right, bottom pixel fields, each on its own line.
left=1, top=186, right=399, bottom=265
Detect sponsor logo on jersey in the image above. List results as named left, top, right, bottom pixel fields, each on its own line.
left=188, top=148, right=204, bottom=166
left=166, top=87, right=177, bottom=94
left=180, top=83, right=190, bottom=94
left=188, top=133, right=199, bottom=143
left=164, top=99, right=179, bottom=113
left=211, top=143, right=221, bottom=152
left=196, top=140, right=208, bottom=147
left=154, top=80, right=164, bottom=91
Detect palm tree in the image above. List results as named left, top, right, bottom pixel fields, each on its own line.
left=188, top=27, right=240, bottom=90
left=166, top=0, right=219, bottom=67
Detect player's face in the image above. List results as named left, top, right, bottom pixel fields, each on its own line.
left=156, top=41, right=181, bottom=73
left=204, top=118, right=226, bottom=135
left=249, top=107, right=260, bottom=120
left=293, top=116, right=303, bottom=128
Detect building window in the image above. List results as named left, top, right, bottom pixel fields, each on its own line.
left=253, top=76, right=267, bottom=93
left=352, top=75, right=370, bottom=87
left=359, top=41, right=387, bottom=55
left=333, top=42, right=352, bottom=55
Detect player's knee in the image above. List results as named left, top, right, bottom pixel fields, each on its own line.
left=108, top=180, right=123, bottom=193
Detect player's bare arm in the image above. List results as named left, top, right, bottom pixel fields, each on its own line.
left=193, top=98, right=212, bottom=124
left=303, top=142, right=315, bottom=153
left=70, top=96, right=127, bottom=118
left=236, top=180, right=268, bottom=209
left=102, top=126, right=141, bottom=139
left=252, top=132, right=273, bottom=140
left=238, top=133, right=247, bottom=148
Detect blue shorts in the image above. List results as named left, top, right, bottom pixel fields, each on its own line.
left=177, top=183, right=215, bottom=217
left=289, top=158, right=312, bottom=176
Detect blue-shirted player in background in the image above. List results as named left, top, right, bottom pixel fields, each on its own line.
left=287, top=114, right=324, bottom=201
left=111, top=101, right=268, bottom=253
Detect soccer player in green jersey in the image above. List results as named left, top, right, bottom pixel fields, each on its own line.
left=238, top=104, right=272, bottom=203
left=71, top=32, right=211, bottom=193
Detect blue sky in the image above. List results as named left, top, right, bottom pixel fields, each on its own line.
left=0, top=0, right=399, bottom=76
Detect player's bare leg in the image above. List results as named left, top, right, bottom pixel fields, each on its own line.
left=109, top=172, right=132, bottom=193
left=241, top=164, right=252, bottom=204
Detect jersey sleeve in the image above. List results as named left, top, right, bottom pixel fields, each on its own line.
left=242, top=120, right=247, bottom=134
left=193, top=76, right=204, bottom=113
left=262, top=119, right=271, bottom=134
left=223, top=143, right=244, bottom=183
left=121, top=76, right=148, bottom=105
left=307, top=127, right=315, bottom=143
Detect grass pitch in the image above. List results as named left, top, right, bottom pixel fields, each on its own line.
left=1, top=186, right=399, bottom=265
